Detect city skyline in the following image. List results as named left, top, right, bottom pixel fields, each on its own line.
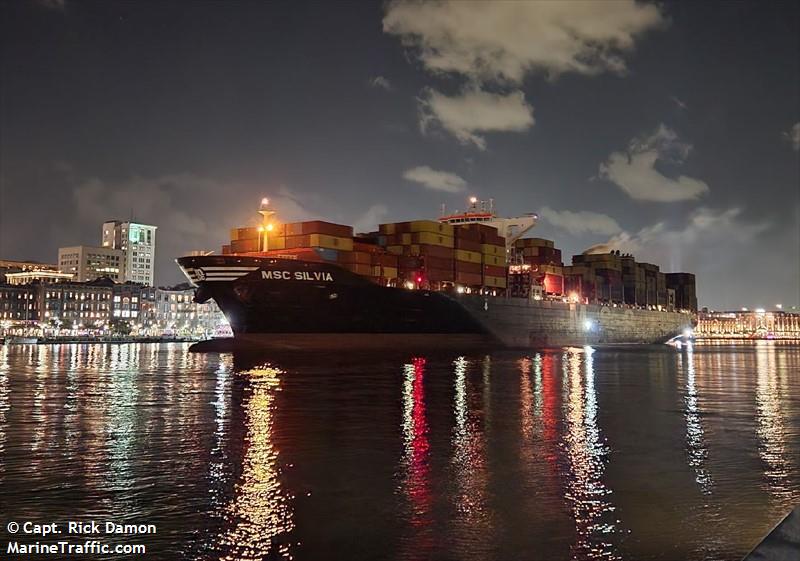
left=1, top=1, right=798, bottom=309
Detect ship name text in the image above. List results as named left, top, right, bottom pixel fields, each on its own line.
left=261, top=270, right=334, bottom=282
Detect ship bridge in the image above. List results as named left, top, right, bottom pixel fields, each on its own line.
left=438, top=197, right=538, bottom=251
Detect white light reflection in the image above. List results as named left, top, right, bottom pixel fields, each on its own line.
left=562, top=347, right=621, bottom=560
left=754, top=341, right=798, bottom=505
left=450, top=356, right=493, bottom=559
left=682, top=344, right=713, bottom=494
left=208, top=356, right=233, bottom=510
left=213, top=365, right=295, bottom=561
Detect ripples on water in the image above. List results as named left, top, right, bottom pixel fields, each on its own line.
left=0, top=342, right=798, bottom=560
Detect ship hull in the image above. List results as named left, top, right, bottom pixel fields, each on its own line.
left=177, top=255, right=692, bottom=349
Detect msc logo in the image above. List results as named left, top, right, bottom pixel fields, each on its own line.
left=195, top=268, right=206, bottom=281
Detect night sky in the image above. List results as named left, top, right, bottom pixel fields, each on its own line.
left=1, top=0, right=798, bottom=310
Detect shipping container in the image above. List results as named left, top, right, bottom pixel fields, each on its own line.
left=338, top=251, right=372, bottom=265
left=454, top=261, right=482, bottom=275
left=231, top=238, right=260, bottom=253
left=454, top=249, right=482, bottom=264
left=379, top=220, right=455, bottom=237
left=299, top=220, right=353, bottom=238
left=483, top=254, right=505, bottom=267
left=454, top=237, right=482, bottom=252
left=313, top=247, right=338, bottom=262
left=483, top=264, right=507, bottom=277
left=481, top=243, right=504, bottom=256
left=455, top=272, right=482, bottom=285
left=309, top=234, right=354, bottom=251
left=484, top=275, right=507, bottom=288
left=453, top=226, right=482, bottom=242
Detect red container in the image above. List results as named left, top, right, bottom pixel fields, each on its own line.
left=300, top=220, right=354, bottom=238
left=483, top=264, right=507, bottom=277
left=338, top=251, right=371, bottom=265
left=454, top=261, right=482, bottom=274
left=426, top=267, right=453, bottom=282
left=453, top=226, right=482, bottom=242
left=371, top=253, right=398, bottom=267
left=455, top=272, right=482, bottom=285
left=424, top=256, right=454, bottom=270
left=415, top=244, right=454, bottom=259
left=454, top=238, right=482, bottom=252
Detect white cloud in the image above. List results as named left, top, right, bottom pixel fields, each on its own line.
left=383, top=0, right=666, bottom=84
left=599, top=124, right=710, bottom=202
left=419, top=87, right=534, bottom=149
left=368, top=76, right=393, bottom=91
left=403, top=165, right=467, bottom=193
left=352, top=204, right=389, bottom=233
left=586, top=207, right=770, bottom=271
left=783, top=122, right=800, bottom=151
left=539, top=206, right=622, bottom=236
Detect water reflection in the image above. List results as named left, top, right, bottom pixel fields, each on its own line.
left=398, top=358, right=433, bottom=559
left=681, top=345, right=713, bottom=494
left=754, top=342, right=797, bottom=504
left=562, top=347, right=621, bottom=560
left=450, top=356, right=494, bottom=559
left=212, top=364, right=295, bottom=561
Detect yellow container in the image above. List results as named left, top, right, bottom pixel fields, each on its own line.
left=387, top=245, right=404, bottom=256
left=412, top=231, right=454, bottom=248
left=400, top=233, right=412, bottom=245
left=266, top=236, right=286, bottom=250
left=455, top=249, right=482, bottom=264
left=483, top=254, right=505, bottom=267
left=381, top=266, right=398, bottom=278
left=410, top=220, right=454, bottom=236
left=481, top=244, right=504, bottom=256
left=309, top=234, right=354, bottom=252
left=230, top=228, right=240, bottom=242
left=484, top=275, right=507, bottom=288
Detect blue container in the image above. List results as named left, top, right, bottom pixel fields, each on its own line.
left=313, top=248, right=339, bottom=262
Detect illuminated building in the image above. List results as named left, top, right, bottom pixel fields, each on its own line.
left=58, top=245, right=123, bottom=282
left=696, top=310, right=800, bottom=339
left=101, top=220, right=157, bottom=285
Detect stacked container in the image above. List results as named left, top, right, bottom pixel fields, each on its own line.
left=514, top=238, right=564, bottom=295
left=381, top=220, right=455, bottom=287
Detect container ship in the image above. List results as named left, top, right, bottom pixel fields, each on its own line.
left=177, top=198, right=696, bottom=350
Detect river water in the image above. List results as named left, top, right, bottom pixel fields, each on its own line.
left=0, top=341, right=798, bottom=560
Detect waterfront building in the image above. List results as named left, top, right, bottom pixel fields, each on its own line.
left=58, top=245, right=123, bottom=282
left=0, top=284, right=38, bottom=322
left=111, top=282, right=158, bottom=323
left=0, top=259, right=59, bottom=283
left=5, top=270, right=74, bottom=285
left=101, top=221, right=157, bottom=285
left=36, top=278, right=113, bottom=327
left=696, top=310, right=800, bottom=339
left=153, top=284, right=226, bottom=337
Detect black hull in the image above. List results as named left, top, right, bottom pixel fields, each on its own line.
left=176, top=255, right=692, bottom=348
left=178, top=255, right=489, bottom=336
